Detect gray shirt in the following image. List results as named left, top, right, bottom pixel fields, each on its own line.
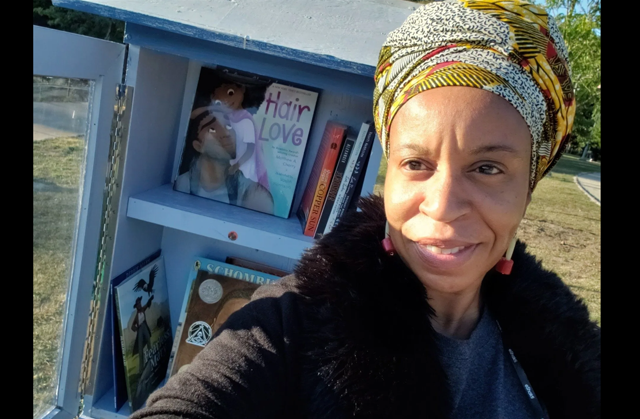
left=434, top=307, right=542, bottom=418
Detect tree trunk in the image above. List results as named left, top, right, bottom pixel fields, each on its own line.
left=580, top=144, right=590, bottom=160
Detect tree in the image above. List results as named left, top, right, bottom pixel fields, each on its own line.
left=33, top=0, right=125, bottom=43
left=540, top=0, right=601, bottom=159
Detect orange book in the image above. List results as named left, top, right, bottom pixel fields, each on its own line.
left=297, top=121, right=348, bottom=237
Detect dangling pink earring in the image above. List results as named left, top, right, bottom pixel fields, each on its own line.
left=381, top=221, right=396, bottom=256
left=495, top=235, right=517, bottom=275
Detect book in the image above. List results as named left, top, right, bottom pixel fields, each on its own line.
left=110, top=249, right=162, bottom=412
left=340, top=123, right=376, bottom=217
left=165, top=257, right=281, bottom=379
left=225, top=256, right=291, bottom=277
left=322, top=122, right=375, bottom=235
left=297, top=120, right=348, bottom=237
left=174, top=65, right=319, bottom=218
left=314, top=134, right=356, bottom=238
left=113, top=255, right=173, bottom=412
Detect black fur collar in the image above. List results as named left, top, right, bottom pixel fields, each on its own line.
left=293, top=195, right=600, bottom=418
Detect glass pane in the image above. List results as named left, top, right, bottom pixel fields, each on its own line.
left=33, top=75, right=93, bottom=419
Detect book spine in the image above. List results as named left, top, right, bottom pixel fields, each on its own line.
left=323, top=123, right=369, bottom=234
left=303, top=126, right=345, bottom=236
left=314, top=136, right=356, bottom=238
left=297, top=122, right=342, bottom=231
left=331, top=124, right=376, bottom=229
left=166, top=276, right=196, bottom=379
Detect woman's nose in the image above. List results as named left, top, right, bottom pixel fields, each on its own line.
left=418, top=169, right=469, bottom=223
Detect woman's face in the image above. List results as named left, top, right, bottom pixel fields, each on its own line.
left=384, top=86, right=532, bottom=296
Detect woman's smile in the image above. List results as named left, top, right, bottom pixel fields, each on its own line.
left=411, top=241, right=478, bottom=271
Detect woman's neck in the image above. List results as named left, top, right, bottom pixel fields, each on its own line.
left=428, top=286, right=483, bottom=340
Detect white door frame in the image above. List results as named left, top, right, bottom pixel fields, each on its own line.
left=34, top=25, right=126, bottom=419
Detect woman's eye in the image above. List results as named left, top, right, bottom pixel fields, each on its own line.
left=405, top=160, right=425, bottom=171
left=208, top=128, right=216, bottom=133
left=475, top=164, right=502, bottom=175
left=225, top=125, right=232, bottom=130
left=227, top=89, right=235, bottom=96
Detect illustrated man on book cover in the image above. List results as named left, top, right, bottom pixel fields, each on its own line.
left=175, top=67, right=275, bottom=215
left=131, top=295, right=154, bottom=404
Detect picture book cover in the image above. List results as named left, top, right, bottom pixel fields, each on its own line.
left=114, top=256, right=173, bottom=412
left=110, top=249, right=162, bottom=412
left=165, top=256, right=282, bottom=379
left=225, top=256, right=291, bottom=277
left=174, top=65, right=319, bottom=218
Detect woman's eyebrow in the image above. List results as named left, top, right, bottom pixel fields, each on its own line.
left=393, top=143, right=430, bottom=154
left=469, top=144, right=520, bottom=155
left=391, top=143, right=523, bottom=156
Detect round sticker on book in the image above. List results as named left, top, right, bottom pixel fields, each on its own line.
left=186, top=321, right=212, bottom=347
left=199, top=279, right=223, bottom=304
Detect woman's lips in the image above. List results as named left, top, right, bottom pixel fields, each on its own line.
left=422, top=244, right=466, bottom=255
left=411, top=241, right=478, bottom=270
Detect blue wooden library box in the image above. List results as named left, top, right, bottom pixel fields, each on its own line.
left=34, top=1, right=416, bottom=417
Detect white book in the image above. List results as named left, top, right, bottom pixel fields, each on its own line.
left=323, top=122, right=371, bottom=234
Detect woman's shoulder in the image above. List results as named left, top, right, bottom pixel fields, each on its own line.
left=252, top=274, right=302, bottom=301
left=217, top=274, right=306, bottom=334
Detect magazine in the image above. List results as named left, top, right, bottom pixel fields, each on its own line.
left=174, top=65, right=319, bottom=218
left=113, top=255, right=173, bottom=412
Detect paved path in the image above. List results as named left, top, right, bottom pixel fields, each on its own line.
left=575, top=172, right=600, bottom=206
left=33, top=101, right=88, bottom=141
left=33, top=124, right=80, bottom=141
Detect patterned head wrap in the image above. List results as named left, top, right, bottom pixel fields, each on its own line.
left=373, top=0, right=575, bottom=189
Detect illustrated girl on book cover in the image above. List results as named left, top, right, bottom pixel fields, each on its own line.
left=175, top=66, right=275, bottom=215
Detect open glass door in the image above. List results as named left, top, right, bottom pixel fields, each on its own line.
left=33, top=25, right=125, bottom=419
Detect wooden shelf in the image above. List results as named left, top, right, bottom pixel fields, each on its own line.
left=127, top=184, right=315, bottom=260
left=89, top=387, right=130, bottom=419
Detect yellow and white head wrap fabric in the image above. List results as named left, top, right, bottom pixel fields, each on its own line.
left=373, top=0, right=576, bottom=189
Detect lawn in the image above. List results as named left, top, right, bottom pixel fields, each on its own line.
left=33, top=136, right=85, bottom=417
left=374, top=153, right=601, bottom=325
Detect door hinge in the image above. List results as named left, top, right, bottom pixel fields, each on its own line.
left=75, top=82, right=133, bottom=419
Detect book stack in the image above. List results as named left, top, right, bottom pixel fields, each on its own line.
left=297, top=120, right=376, bottom=238
left=111, top=252, right=289, bottom=412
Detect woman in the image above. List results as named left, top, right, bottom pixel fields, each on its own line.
left=134, top=1, right=600, bottom=418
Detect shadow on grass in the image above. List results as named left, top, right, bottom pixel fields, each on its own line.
left=550, top=154, right=601, bottom=177
left=33, top=178, right=77, bottom=193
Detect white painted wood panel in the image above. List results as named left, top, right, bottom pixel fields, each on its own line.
left=127, top=184, right=315, bottom=260
left=52, top=0, right=415, bottom=73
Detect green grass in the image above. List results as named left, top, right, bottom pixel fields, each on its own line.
left=374, top=153, right=601, bottom=325
left=33, top=136, right=85, bottom=418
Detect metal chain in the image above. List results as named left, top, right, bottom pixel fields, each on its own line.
left=75, top=84, right=129, bottom=419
